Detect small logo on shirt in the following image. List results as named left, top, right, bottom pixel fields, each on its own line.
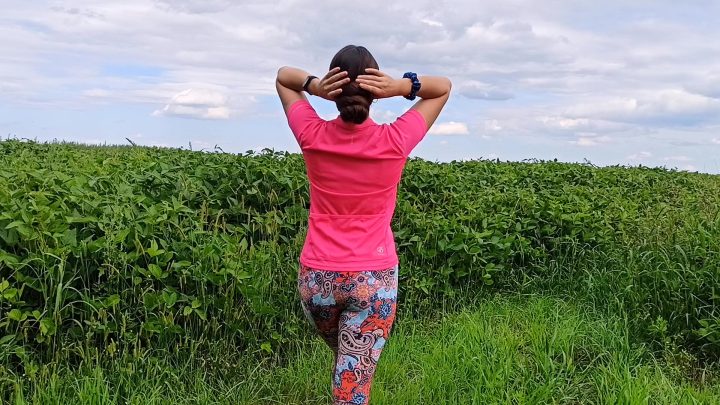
left=376, top=246, right=385, bottom=255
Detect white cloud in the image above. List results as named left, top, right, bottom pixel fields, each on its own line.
left=571, top=135, right=612, bottom=147
left=484, top=119, right=503, bottom=132
left=152, top=88, right=231, bottom=120
left=250, top=145, right=272, bottom=153
left=564, top=90, right=720, bottom=124
left=155, top=0, right=234, bottom=14
left=318, top=111, right=338, bottom=120
left=83, top=88, right=113, bottom=98
left=370, top=108, right=398, bottom=124
left=541, top=116, right=590, bottom=130
left=712, top=138, right=720, bottom=145
left=465, top=20, right=537, bottom=45
left=428, top=121, right=470, bottom=135
left=685, top=74, right=720, bottom=100
left=168, top=88, right=227, bottom=107
left=420, top=18, right=443, bottom=28
left=189, top=140, right=214, bottom=150
left=662, top=155, right=691, bottom=162
left=628, top=151, right=653, bottom=161
left=458, top=81, right=514, bottom=100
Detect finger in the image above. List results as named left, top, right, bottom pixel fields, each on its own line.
left=325, top=70, right=348, bottom=84
left=357, top=78, right=387, bottom=88
left=322, top=67, right=342, bottom=80
left=328, top=88, right=342, bottom=97
left=358, top=82, right=382, bottom=95
left=356, top=75, right=384, bottom=83
left=328, top=77, right=351, bottom=90
left=364, top=68, right=386, bottom=77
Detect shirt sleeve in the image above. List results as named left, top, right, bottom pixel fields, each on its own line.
left=389, top=109, right=429, bottom=157
left=287, top=100, right=322, bottom=147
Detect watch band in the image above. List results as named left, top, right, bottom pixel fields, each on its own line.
left=302, top=75, right=318, bottom=95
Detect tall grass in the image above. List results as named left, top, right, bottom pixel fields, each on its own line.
left=1, top=139, right=719, bottom=401
left=9, top=296, right=719, bottom=404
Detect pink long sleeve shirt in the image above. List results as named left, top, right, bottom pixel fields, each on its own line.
left=287, top=100, right=428, bottom=271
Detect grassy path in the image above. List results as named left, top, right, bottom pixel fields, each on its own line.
left=15, top=295, right=719, bottom=404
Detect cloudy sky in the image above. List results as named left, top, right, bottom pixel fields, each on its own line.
left=2, top=1, right=720, bottom=173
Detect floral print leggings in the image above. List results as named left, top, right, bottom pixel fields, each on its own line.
left=297, top=264, right=399, bottom=405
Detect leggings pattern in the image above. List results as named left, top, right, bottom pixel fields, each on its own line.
left=298, top=264, right=398, bottom=405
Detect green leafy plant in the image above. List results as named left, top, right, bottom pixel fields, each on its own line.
left=0, top=139, right=718, bottom=386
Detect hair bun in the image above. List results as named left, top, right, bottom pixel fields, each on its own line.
left=336, top=94, right=371, bottom=124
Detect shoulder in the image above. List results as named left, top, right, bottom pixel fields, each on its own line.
left=384, top=109, right=429, bottom=156
left=288, top=99, right=315, bottom=117
left=391, top=109, right=427, bottom=132
left=287, top=99, right=325, bottom=128
left=287, top=100, right=326, bottom=146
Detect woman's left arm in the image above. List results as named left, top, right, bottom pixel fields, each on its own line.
left=276, top=66, right=350, bottom=115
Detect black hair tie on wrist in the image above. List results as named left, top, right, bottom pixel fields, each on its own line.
left=402, top=72, right=421, bottom=100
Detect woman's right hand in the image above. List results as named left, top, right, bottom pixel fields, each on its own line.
left=310, top=67, right=351, bottom=101
left=356, top=68, right=410, bottom=99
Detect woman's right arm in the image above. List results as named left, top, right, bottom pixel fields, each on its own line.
left=356, top=69, right=452, bottom=129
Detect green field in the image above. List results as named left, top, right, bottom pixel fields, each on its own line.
left=1, top=140, right=719, bottom=404
left=10, top=296, right=720, bottom=404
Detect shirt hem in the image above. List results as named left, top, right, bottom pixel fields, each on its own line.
left=299, top=257, right=399, bottom=272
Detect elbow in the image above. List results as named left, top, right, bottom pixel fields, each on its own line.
left=276, top=66, right=289, bottom=82
left=443, top=77, right=452, bottom=94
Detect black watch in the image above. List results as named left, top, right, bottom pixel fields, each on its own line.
left=302, top=75, right=318, bottom=95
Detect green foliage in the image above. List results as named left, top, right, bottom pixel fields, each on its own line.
left=0, top=139, right=719, bottom=380
left=10, top=296, right=720, bottom=404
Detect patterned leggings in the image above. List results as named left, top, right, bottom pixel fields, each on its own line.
left=297, top=264, right=399, bottom=405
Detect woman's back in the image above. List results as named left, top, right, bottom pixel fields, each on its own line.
left=287, top=99, right=427, bottom=270
left=290, top=99, right=426, bottom=194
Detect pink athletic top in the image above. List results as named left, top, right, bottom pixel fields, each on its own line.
left=287, top=100, right=428, bottom=271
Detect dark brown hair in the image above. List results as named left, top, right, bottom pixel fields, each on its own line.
left=329, top=45, right=378, bottom=124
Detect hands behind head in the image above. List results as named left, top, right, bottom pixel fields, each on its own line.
left=315, top=67, right=403, bottom=101
left=313, top=67, right=350, bottom=101
left=356, top=68, right=405, bottom=100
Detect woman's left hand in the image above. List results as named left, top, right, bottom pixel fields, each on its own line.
left=311, top=67, right=351, bottom=100
left=356, top=68, right=408, bottom=99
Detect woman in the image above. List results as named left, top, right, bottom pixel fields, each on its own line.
left=276, top=45, right=451, bottom=404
